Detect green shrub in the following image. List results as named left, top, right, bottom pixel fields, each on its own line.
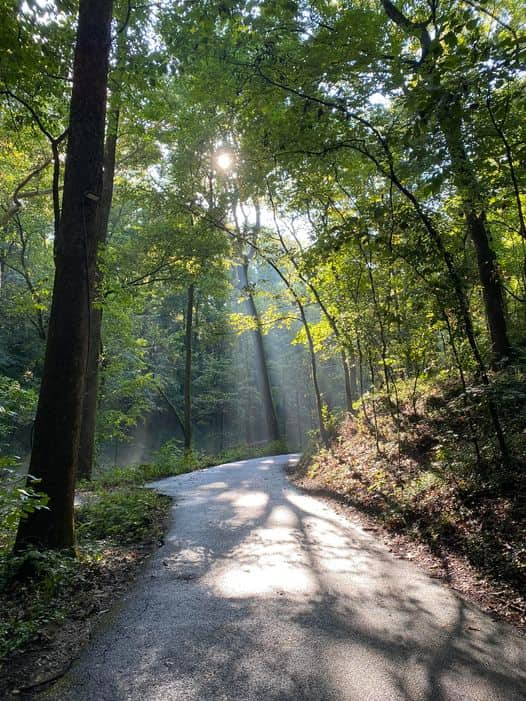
left=0, top=461, right=49, bottom=549
left=0, top=376, right=37, bottom=449
left=75, top=488, right=169, bottom=545
left=0, top=486, right=171, bottom=660
left=88, top=463, right=145, bottom=488
left=212, top=440, right=289, bottom=465
left=152, top=439, right=184, bottom=473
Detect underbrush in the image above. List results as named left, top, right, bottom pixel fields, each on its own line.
left=88, top=439, right=289, bottom=488
left=0, top=487, right=170, bottom=662
left=298, top=370, right=526, bottom=595
left=76, top=488, right=170, bottom=545
left=0, top=462, right=49, bottom=552
left=0, top=549, right=91, bottom=660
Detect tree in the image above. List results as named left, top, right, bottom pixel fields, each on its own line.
left=379, top=0, right=512, bottom=363
left=0, top=0, right=523, bottom=508
left=183, top=282, right=195, bottom=451
left=78, top=2, right=130, bottom=480
left=15, top=0, right=114, bottom=550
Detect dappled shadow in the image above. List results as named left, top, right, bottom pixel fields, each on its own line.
left=39, top=455, right=526, bottom=701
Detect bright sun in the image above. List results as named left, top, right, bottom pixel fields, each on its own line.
left=216, top=151, right=233, bottom=171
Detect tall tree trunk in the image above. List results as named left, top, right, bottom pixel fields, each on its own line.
left=77, top=306, right=103, bottom=480
left=437, top=99, right=511, bottom=363
left=183, top=283, right=194, bottom=452
left=309, top=289, right=355, bottom=413
left=295, top=385, right=302, bottom=448
left=296, top=268, right=355, bottom=413
left=0, top=249, right=5, bottom=296
left=467, top=209, right=510, bottom=362
left=237, top=258, right=281, bottom=442
left=77, top=18, right=127, bottom=481
left=242, top=334, right=254, bottom=444
left=237, top=240, right=328, bottom=445
left=303, top=313, right=329, bottom=445
left=340, top=350, right=354, bottom=413
left=218, top=400, right=224, bottom=452
left=287, top=287, right=328, bottom=446
left=15, top=0, right=113, bottom=550
left=349, top=356, right=358, bottom=400
left=269, top=199, right=356, bottom=414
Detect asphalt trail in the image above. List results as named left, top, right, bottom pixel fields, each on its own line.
left=40, top=454, right=526, bottom=700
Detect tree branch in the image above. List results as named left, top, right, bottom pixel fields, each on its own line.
left=0, top=158, right=53, bottom=228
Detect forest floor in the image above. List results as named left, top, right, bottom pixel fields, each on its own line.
left=290, top=389, right=526, bottom=635
left=0, top=490, right=171, bottom=699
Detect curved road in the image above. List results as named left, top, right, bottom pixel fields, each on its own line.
left=41, top=455, right=526, bottom=700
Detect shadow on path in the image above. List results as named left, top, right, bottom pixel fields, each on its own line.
left=40, top=455, right=526, bottom=701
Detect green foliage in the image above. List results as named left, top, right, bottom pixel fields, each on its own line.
left=76, top=488, right=169, bottom=545
left=0, top=465, right=48, bottom=548
left=90, top=440, right=290, bottom=489
left=321, top=404, right=341, bottom=440
left=214, top=439, right=290, bottom=463
left=0, top=480, right=171, bottom=661
left=0, top=478, right=170, bottom=660
left=0, top=377, right=37, bottom=448
left=153, top=438, right=183, bottom=467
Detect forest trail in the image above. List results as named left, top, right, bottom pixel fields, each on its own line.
left=40, top=455, right=526, bottom=701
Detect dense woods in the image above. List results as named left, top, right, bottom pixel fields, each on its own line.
left=1, top=0, right=525, bottom=665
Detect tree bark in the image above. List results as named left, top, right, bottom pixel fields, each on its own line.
left=237, top=258, right=281, bottom=442
left=77, top=306, right=103, bottom=480
left=265, top=259, right=328, bottom=446
left=15, top=0, right=113, bottom=550
left=0, top=249, right=5, bottom=296
left=77, top=20, right=127, bottom=480
left=467, top=209, right=510, bottom=361
left=340, top=350, right=354, bottom=413
left=183, top=283, right=194, bottom=452
left=437, top=99, right=511, bottom=363
left=296, top=296, right=329, bottom=446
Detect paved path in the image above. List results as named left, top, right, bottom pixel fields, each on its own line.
left=42, top=455, right=526, bottom=700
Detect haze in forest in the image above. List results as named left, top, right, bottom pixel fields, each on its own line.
left=0, top=0, right=524, bottom=631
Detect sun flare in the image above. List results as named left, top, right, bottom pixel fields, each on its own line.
left=216, top=151, right=234, bottom=171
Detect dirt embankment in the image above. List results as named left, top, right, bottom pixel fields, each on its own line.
left=289, top=409, right=525, bottom=634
